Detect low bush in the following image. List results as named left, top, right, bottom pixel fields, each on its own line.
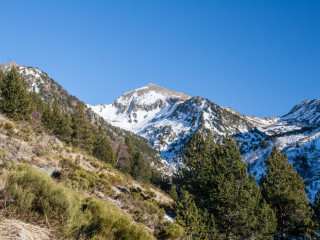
left=156, top=222, right=185, bottom=240
left=60, top=158, right=112, bottom=193
left=0, top=162, right=81, bottom=233
left=0, top=162, right=155, bottom=240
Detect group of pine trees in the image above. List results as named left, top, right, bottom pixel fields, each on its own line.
left=0, top=67, right=163, bottom=185
left=174, top=131, right=319, bottom=239
left=0, top=68, right=115, bottom=165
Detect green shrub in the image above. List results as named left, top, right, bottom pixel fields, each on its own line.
left=143, top=199, right=160, bottom=214
left=70, top=197, right=154, bottom=240
left=4, top=121, right=14, bottom=130
left=156, top=222, right=185, bottom=240
left=4, top=122, right=15, bottom=136
left=2, top=163, right=81, bottom=232
left=60, top=158, right=112, bottom=193
left=0, top=163, right=155, bottom=240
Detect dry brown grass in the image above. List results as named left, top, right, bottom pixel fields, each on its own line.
left=0, top=219, right=54, bottom=240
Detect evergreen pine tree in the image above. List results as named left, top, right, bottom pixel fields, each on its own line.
left=312, top=189, right=320, bottom=231
left=117, top=136, right=135, bottom=173
left=169, top=185, right=178, bottom=201
left=51, top=100, right=73, bottom=142
left=59, top=113, right=73, bottom=143
left=93, top=126, right=115, bottom=165
left=41, top=101, right=54, bottom=130
left=71, top=101, right=94, bottom=152
left=52, top=99, right=64, bottom=133
left=131, top=151, right=151, bottom=182
left=0, top=70, right=4, bottom=84
left=125, top=136, right=135, bottom=156
left=30, top=91, right=44, bottom=113
left=260, top=147, right=316, bottom=239
left=176, top=189, right=202, bottom=239
left=176, top=131, right=218, bottom=208
left=176, top=133, right=276, bottom=239
left=0, top=67, right=32, bottom=120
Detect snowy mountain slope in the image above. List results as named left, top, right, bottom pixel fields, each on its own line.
left=88, top=83, right=190, bottom=132
left=89, top=85, right=275, bottom=163
left=0, top=62, right=79, bottom=110
left=90, top=84, right=320, bottom=198
left=235, top=99, right=320, bottom=199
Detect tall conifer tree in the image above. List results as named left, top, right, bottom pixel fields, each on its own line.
left=0, top=67, right=32, bottom=120
left=93, top=126, right=115, bottom=165
left=41, top=101, right=54, bottom=129
left=176, top=133, right=276, bottom=239
left=312, top=189, right=320, bottom=231
left=71, top=101, right=94, bottom=152
left=176, top=189, right=202, bottom=239
left=131, top=151, right=151, bottom=182
left=260, top=147, right=316, bottom=239
left=0, top=70, right=4, bottom=84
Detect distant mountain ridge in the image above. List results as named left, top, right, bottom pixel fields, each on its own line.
left=89, top=83, right=278, bottom=162
left=89, top=83, right=320, bottom=199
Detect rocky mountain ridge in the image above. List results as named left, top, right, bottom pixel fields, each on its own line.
left=89, top=84, right=279, bottom=162
left=90, top=84, right=320, bottom=199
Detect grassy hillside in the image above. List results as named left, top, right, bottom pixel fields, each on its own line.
left=0, top=112, right=183, bottom=239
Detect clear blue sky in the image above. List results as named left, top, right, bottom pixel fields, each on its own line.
left=1, top=0, right=319, bottom=117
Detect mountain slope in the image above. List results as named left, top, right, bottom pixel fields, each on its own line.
left=89, top=84, right=275, bottom=162
left=90, top=84, right=320, bottom=199
left=236, top=99, right=320, bottom=199
left=0, top=62, right=171, bottom=173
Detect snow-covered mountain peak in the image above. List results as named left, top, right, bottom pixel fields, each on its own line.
left=89, top=84, right=191, bottom=132
left=114, top=83, right=190, bottom=108
left=281, top=99, right=320, bottom=126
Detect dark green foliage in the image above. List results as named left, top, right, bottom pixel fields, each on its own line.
left=93, top=126, right=116, bottom=165
left=52, top=100, right=73, bottom=142
left=168, top=185, right=178, bottom=202
left=30, top=91, right=44, bottom=113
left=41, top=100, right=73, bottom=143
left=260, top=147, right=316, bottom=239
left=156, top=221, right=185, bottom=240
left=125, top=136, right=135, bottom=155
left=131, top=151, right=152, bottom=182
left=71, top=101, right=94, bottom=152
left=176, top=132, right=276, bottom=239
left=176, top=131, right=218, bottom=209
left=0, top=70, right=4, bottom=85
left=176, top=189, right=202, bottom=239
left=59, top=113, right=73, bottom=142
left=0, top=67, right=32, bottom=120
left=313, top=189, right=320, bottom=230
left=41, top=101, right=54, bottom=129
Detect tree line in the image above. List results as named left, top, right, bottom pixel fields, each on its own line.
left=173, top=131, right=320, bottom=239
